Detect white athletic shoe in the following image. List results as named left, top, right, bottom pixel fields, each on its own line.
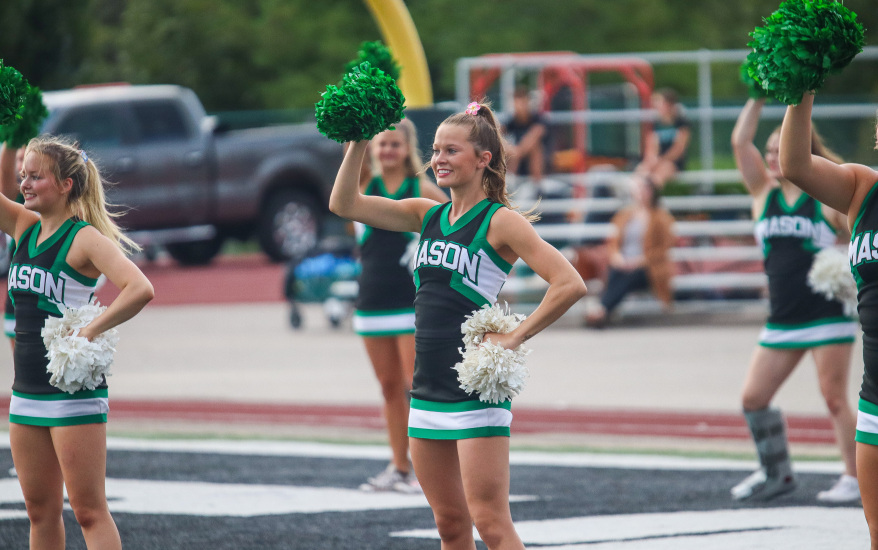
left=731, top=468, right=797, bottom=501
left=359, top=464, right=422, bottom=494
left=817, top=474, right=860, bottom=504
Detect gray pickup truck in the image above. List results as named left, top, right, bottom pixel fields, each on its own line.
left=40, top=84, right=343, bottom=264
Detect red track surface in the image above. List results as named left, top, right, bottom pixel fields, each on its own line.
left=95, top=253, right=287, bottom=306
left=2, top=254, right=837, bottom=445
left=0, top=397, right=838, bottom=444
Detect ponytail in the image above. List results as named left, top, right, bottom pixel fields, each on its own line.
left=25, top=136, right=140, bottom=254
left=439, top=101, right=539, bottom=222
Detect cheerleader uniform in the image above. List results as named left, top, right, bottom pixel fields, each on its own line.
left=849, top=182, right=878, bottom=444
left=7, top=218, right=104, bottom=426
left=407, top=199, right=513, bottom=440
left=754, top=188, right=857, bottom=348
left=352, top=176, right=419, bottom=337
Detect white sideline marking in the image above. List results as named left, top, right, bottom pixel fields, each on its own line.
left=0, top=478, right=533, bottom=518
left=0, top=433, right=845, bottom=474
left=392, top=507, right=868, bottom=549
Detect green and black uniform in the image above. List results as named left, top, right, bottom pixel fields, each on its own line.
left=754, top=188, right=856, bottom=348
left=848, top=182, right=878, bottom=444
left=407, top=199, right=513, bottom=440
left=7, top=218, right=105, bottom=426
left=352, top=176, right=420, bottom=336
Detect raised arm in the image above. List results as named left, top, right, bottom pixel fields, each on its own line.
left=486, top=210, right=587, bottom=349
left=779, top=93, right=871, bottom=216
left=0, top=144, right=20, bottom=200
left=0, top=147, right=37, bottom=240
left=330, top=140, right=435, bottom=233
left=731, top=99, right=773, bottom=197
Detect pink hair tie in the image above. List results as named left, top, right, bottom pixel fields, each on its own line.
left=465, top=102, right=481, bottom=116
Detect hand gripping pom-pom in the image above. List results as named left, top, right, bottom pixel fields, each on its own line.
left=0, top=61, right=29, bottom=127
left=453, top=303, right=531, bottom=404
left=740, top=60, right=768, bottom=100
left=315, top=61, right=406, bottom=143
left=807, top=247, right=858, bottom=317
left=0, top=84, right=48, bottom=148
left=747, top=0, right=865, bottom=105
left=344, top=41, right=401, bottom=82
left=41, top=301, right=120, bottom=394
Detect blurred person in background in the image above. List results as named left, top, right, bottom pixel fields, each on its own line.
left=585, top=178, right=674, bottom=328
left=352, top=118, right=447, bottom=493
left=634, top=87, right=690, bottom=190
left=504, top=86, right=548, bottom=192
left=730, top=97, right=858, bottom=503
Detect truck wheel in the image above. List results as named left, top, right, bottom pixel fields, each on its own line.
left=258, top=190, right=320, bottom=262
left=166, top=236, right=224, bottom=266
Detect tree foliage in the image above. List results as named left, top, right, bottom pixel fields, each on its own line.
left=0, top=0, right=875, bottom=110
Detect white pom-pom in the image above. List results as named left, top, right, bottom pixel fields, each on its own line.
left=41, top=300, right=119, bottom=394
left=807, top=247, right=858, bottom=317
left=453, top=303, right=531, bottom=404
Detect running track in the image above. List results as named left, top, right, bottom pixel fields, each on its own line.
left=1, top=253, right=839, bottom=445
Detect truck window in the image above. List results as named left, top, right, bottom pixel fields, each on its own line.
left=131, top=101, right=190, bottom=142
left=54, top=105, right=126, bottom=147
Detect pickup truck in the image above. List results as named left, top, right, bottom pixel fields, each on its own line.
left=40, top=84, right=344, bottom=264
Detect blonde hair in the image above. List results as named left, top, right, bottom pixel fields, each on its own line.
left=26, top=136, right=140, bottom=254
left=435, top=101, right=538, bottom=222
left=377, top=118, right=422, bottom=178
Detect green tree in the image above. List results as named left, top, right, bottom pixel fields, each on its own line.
left=0, top=0, right=92, bottom=89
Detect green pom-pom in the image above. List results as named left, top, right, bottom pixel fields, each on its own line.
left=740, top=60, right=769, bottom=100
left=0, top=60, right=29, bottom=127
left=315, top=62, right=406, bottom=143
left=747, top=0, right=865, bottom=105
left=0, top=85, right=48, bottom=148
left=344, top=41, right=401, bottom=82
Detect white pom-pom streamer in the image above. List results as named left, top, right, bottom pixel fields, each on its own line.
left=807, top=247, right=858, bottom=317
left=41, top=301, right=119, bottom=394
left=454, top=303, right=531, bottom=404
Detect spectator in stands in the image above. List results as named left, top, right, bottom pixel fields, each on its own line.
left=504, top=86, right=548, bottom=189
left=634, top=87, right=690, bottom=190
left=730, top=97, right=858, bottom=503
left=585, top=178, right=674, bottom=328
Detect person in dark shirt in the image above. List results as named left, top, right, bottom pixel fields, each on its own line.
left=634, top=87, right=690, bottom=189
left=504, top=86, right=548, bottom=187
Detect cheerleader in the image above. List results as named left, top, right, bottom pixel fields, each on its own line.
left=2, top=137, right=153, bottom=549
left=331, top=102, right=586, bottom=549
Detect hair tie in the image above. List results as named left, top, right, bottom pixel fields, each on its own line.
left=465, top=102, right=481, bottom=116
left=80, top=150, right=88, bottom=163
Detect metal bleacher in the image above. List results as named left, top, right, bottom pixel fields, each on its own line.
left=500, top=169, right=770, bottom=320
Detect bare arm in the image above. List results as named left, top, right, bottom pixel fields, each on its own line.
left=330, top=140, right=437, bottom=233
left=661, top=126, right=690, bottom=164
left=513, top=122, right=546, bottom=157
left=641, top=132, right=660, bottom=163
left=419, top=177, right=449, bottom=203
left=731, top=99, right=773, bottom=198
left=485, top=210, right=587, bottom=349
left=779, top=93, right=876, bottom=217
left=68, top=228, right=154, bottom=341
left=0, top=145, right=20, bottom=200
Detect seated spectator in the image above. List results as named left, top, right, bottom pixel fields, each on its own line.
left=504, top=86, right=548, bottom=189
left=585, top=178, right=675, bottom=328
left=634, top=87, right=690, bottom=190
